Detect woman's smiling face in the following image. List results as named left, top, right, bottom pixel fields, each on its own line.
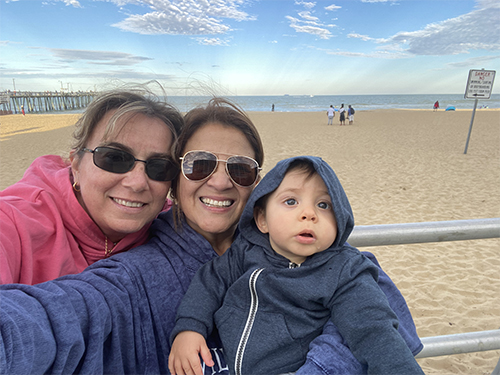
left=177, top=122, right=256, bottom=248
left=71, top=110, right=174, bottom=242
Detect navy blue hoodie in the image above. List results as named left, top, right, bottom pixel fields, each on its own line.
left=172, top=156, right=424, bottom=375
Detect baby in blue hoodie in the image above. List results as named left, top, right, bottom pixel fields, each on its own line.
left=169, top=156, right=423, bottom=375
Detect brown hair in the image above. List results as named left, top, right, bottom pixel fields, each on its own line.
left=71, top=88, right=184, bottom=162
left=254, top=158, right=316, bottom=214
left=171, top=97, right=264, bottom=228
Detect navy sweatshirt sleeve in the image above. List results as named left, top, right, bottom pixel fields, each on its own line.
left=325, top=253, right=423, bottom=374
left=170, top=236, right=249, bottom=342
left=0, top=234, right=195, bottom=374
left=1, top=259, right=148, bottom=374
left=296, top=252, right=423, bottom=375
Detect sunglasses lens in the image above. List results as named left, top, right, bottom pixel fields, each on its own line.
left=94, top=147, right=134, bottom=173
left=146, top=159, right=179, bottom=182
left=93, top=147, right=178, bottom=182
left=182, top=151, right=217, bottom=181
left=227, top=156, right=258, bottom=186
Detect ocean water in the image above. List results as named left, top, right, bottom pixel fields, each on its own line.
left=167, top=94, right=500, bottom=113
left=30, top=93, right=500, bottom=114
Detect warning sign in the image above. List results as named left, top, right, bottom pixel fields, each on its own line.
left=464, top=69, right=496, bottom=99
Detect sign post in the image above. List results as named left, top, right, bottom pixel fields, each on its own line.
left=463, top=69, right=496, bottom=154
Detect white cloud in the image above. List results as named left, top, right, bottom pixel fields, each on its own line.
left=286, top=16, right=332, bottom=40
left=446, top=55, right=500, bottom=68
left=324, top=49, right=407, bottom=59
left=62, top=0, right=82, bottom=7
left=376, top=0, right=500, bottom=55
left=348, top=33, right=374, bottom=42
left=325, top=4, right=341, bottom=11
left=194, top=37, right=230, bottom=46
left=286, top=2, right=335, bottom=39
left=108, top=0, right=255, bottom=36
left=295, top=1, right=316, bottom=10
left=298, top=11, right=319, bottom=22
left=49, top=48, right=153, bottom=65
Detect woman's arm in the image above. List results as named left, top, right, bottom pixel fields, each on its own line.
left=297, top=251, right=422, bottom=375
left=0, top=260, right=144, bottom=374
left=0, top=237, right=187, bottom=375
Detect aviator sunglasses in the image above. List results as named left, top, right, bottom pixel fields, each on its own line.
left=180, top=150, right=261, bottom=187
left=83, top=146, right=179, bottom=182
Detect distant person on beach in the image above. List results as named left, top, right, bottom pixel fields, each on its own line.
left=326, top=104, right=335, bottom=125
left=21, top=105, right=25, bottom=116
left=0, top=89, right=183, bottom=284
left=169, top=156, right=424, bottom=375
left=339, top=103, right=346, bottom=125
left=433, top=101, right=439, bottom=111
left=272, top=103, right=275, bottom=112
left=348, top=105, right=355, bottom=124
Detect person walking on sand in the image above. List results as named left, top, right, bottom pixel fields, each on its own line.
left=348, top=105, right=355, bottom=124
left=326, top=105, right=335, bottom=125
left=21, top=106, right=25, bottom=116
left=339, top=104, right=346, bottom=126
left=433, top=101, right=439, bottom=111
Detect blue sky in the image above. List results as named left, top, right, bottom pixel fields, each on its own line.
left=1, top=0, right=499, bottom=95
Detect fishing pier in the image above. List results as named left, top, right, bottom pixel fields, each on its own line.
left=0, top=91, right=97, bottom=115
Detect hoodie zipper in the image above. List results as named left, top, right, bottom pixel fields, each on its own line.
left=234, top=268, right=264, bottom=375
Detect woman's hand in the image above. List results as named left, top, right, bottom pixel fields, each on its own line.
left=169, top=331, right=214, bottom=375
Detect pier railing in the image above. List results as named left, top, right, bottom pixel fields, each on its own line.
left=0, top=91, right=97, bottom=114
left=348, top=218, right=500, bottom=374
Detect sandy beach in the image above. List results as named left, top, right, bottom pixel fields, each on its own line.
left=1, top=109, right=499, bottom=374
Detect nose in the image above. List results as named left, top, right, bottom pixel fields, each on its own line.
left=300, top=206, right=317, bottom=222
left=206, top=161, right=233, bottom=190
left=122, top=160, right=149, bottom=191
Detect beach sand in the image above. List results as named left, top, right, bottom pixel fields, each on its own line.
left=1, top=109, right=499, bottom=374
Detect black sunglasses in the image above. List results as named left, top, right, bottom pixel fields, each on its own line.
left=83, top=146, right=179, bottom=182
left=179, top=150, right=261, bottom=187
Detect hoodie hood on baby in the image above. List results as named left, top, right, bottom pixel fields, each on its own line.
left=238, top=156, right=354, bottom=251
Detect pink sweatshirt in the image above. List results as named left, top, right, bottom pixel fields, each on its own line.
left=0, top=155, right=160, bottom=285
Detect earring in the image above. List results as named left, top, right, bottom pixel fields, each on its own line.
left=73, top=181, right=81, bottom=192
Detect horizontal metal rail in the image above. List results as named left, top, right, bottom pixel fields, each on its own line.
left=348, top=218, right=500, bottom=247
left=347, top=218, right=500, bottom=373
left=416, top=330, right=500, bottom=358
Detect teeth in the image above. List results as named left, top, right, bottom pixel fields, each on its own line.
left=201, top=197, right=232, bottom=207
left=113, top=198, right=144, bottom=208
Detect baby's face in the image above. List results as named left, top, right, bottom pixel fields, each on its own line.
left=255, top=170, right=337, bottom=264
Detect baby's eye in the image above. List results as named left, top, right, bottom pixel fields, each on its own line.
left=318, top=201, right=331, bottom=210
left=285, top=198, right=297, bottom=206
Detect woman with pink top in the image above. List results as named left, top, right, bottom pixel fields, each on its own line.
left=0, top=89, right=183, bottom=284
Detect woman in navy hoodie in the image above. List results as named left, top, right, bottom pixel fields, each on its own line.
left=170, top=156, right=423, bottom=375
left=0, top=99, right=421, bottom=375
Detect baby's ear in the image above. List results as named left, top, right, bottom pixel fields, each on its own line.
left=253, top=207, right=269, bottom=234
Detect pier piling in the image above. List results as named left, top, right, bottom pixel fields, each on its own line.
left=0, top=91, right=97, bottom=115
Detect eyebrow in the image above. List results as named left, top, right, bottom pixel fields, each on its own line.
left=102, top=142, right=171, bottom=159
left=278, top=187, right=330, bottom=197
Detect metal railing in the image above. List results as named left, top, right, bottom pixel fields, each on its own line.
left=347, top=218, right=500, bottom=373
left=348, top=218, right=500, bottom=247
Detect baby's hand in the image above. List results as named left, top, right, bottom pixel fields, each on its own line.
left=169, top=331, right=214, bottom=375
